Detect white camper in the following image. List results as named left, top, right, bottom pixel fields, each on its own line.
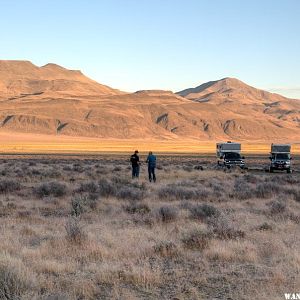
left=269, top=144, right=292, bottom=173
left=271, top=144, right=291, bottom=154
left=216, top=142, right=241, bottom=158
left=216, top=141, right=245, bottom=168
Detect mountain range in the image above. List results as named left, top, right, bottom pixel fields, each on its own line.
left=0, top=60, right=299, bottom=142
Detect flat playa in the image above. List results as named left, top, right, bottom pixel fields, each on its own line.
left=0, top=132, right=299, bottom=154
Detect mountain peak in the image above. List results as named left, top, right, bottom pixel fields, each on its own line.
left=41, top=63, right=67, bottom=70
left=218, top=77, right=243, bottom=84
left=41, top=63, right=83, bottom=75
left=176, top=77, right=287, bottom=104
left=177, top=77, right=250, bottom=98
left=216, top=77, right=250, bottom=88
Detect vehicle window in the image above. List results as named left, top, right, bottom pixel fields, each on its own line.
left=225, top=152, right=241, bottom=159
left=276, top=153, right=289, bottom=160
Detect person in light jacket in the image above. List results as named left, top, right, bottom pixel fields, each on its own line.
left=146, top=151, right=156, bottom=182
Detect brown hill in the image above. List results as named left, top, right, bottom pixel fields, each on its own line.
left=0, top=60, right=122, bottom=99
left=177, top=77, right=287, bottom=103
left=0, top=61, right=299, bottom=142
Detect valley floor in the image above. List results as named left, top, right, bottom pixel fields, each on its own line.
left=0, top=155, right=299, bottom=299
left=0, top=132, right=300, bottom=154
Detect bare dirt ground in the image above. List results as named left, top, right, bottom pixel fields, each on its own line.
left=0, top=154, right=299, bottom=299
left=0, top=133, right=299, bottom=155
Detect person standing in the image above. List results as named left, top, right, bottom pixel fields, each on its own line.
left=130, top=150, right=140, bottom=179
left=146, top=151, right=156, bottom=182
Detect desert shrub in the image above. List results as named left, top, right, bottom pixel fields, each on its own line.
left=233, top=178, right=254, bottom=200
left=18, top=210, right=31, bottom=218
left=183, top=166, right=193, bottom=172
left=0, top=170, right=7, bottom=176
left=13, top=168, right=23, bottom=177
left=269, top=200, right=286, bottom=214
left=190, top=204, right=220, bottom=221
left=265, top=174, right=299, bottom=185
left=42, top=168, right=62, bottom=178
left=88, top=192, right=99, bottom=201
left=194, top=165, right=204, bottom=170
left=294, top=190, right=300, bottom=202
left=175, top=180, right=198, bottom=188
left=30, top=169, right=41, bottom=176
left=208, top=179, right=227, bottom=193
left=0, top=258, right=32, bottom=299
left=116, top=186, right=145, bottom=200
left=157, top=205, right=179, bottom=223
left=255, top=182, right=281, bottom=199
left=0, top=179, right=21, bottom=194
left=158, top=185, right=205, bottom=200
left=208, top=215, right=245, bottom=240
left=71, top=195, right=88, bottom=217
left=112, top=166, right=122, bottom=172
left=179, top=201, right=194, bottom=211
left=96, top=167, right=109, bottom=175
left=283, top=175, right=299, bottom=185
left=63, top=165, right=72, bottom=171
left=284, top=188, right=300, bottom=202
left=257, top=222, right=273, bottom=231
left=131, top=213, right=155, bottom=227
left=65, top=217, right=86, bottom=244
left=34, top=181, right=67, bottom=198
left=72, top=163, right=84, bottom=173
left=130, top=181, right=147, bottom=190
left=77, top=181, right=98, bottom=193
left=243, top=174, right=258, bottom=184
left=182, top=230, right=211, bottom=250
left=153, top=241, right=179, bottom=257
left=98, top=178, right=116, bottom=197
left=197, top=187, right=212, bottom=199
left=111, top=176, right=130, bottom=185
left=125, top=202, right=151, bottom=214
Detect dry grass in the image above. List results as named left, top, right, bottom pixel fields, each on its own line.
left=0, top=154, right=299, bottom=299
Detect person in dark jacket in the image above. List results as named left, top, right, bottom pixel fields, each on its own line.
left=130, top=150, right=140, bottom=179
left=146, top=151, right=156, bottom=182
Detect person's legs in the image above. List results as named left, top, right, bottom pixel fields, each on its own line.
left=132, top=166, right=137, bottom=178
left=148, top=167, right=152, bottom=182
left=136, top=165, right=140, bottom=178
left=152, top=167, right=156, bottom=182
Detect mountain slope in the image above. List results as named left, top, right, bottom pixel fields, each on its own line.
left=0, top=61, right=299, bottom=142
left=0, top=60, right=123, bottom=99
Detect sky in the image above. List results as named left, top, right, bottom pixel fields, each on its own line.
left=1, top=0, right=300, bottom=98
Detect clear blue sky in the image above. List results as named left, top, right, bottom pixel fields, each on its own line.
left=1, top=0, right=300, bottom=98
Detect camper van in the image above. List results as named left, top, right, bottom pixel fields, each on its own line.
left=216, top=141, right=245, bottom=169
left=269, top=144, right=292, bottom=173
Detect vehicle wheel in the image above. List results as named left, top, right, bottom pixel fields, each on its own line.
left=269, top=167, right=273, bottom=173
left=287, top=169, right=292, bottom=174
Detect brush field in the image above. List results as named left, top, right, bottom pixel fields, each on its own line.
left=0, top=154, right=299, bottom=299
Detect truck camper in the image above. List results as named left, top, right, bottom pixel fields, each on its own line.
left=269, top=144, right=292, bottom=173
left=216, top=141, right=245, bottom=169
